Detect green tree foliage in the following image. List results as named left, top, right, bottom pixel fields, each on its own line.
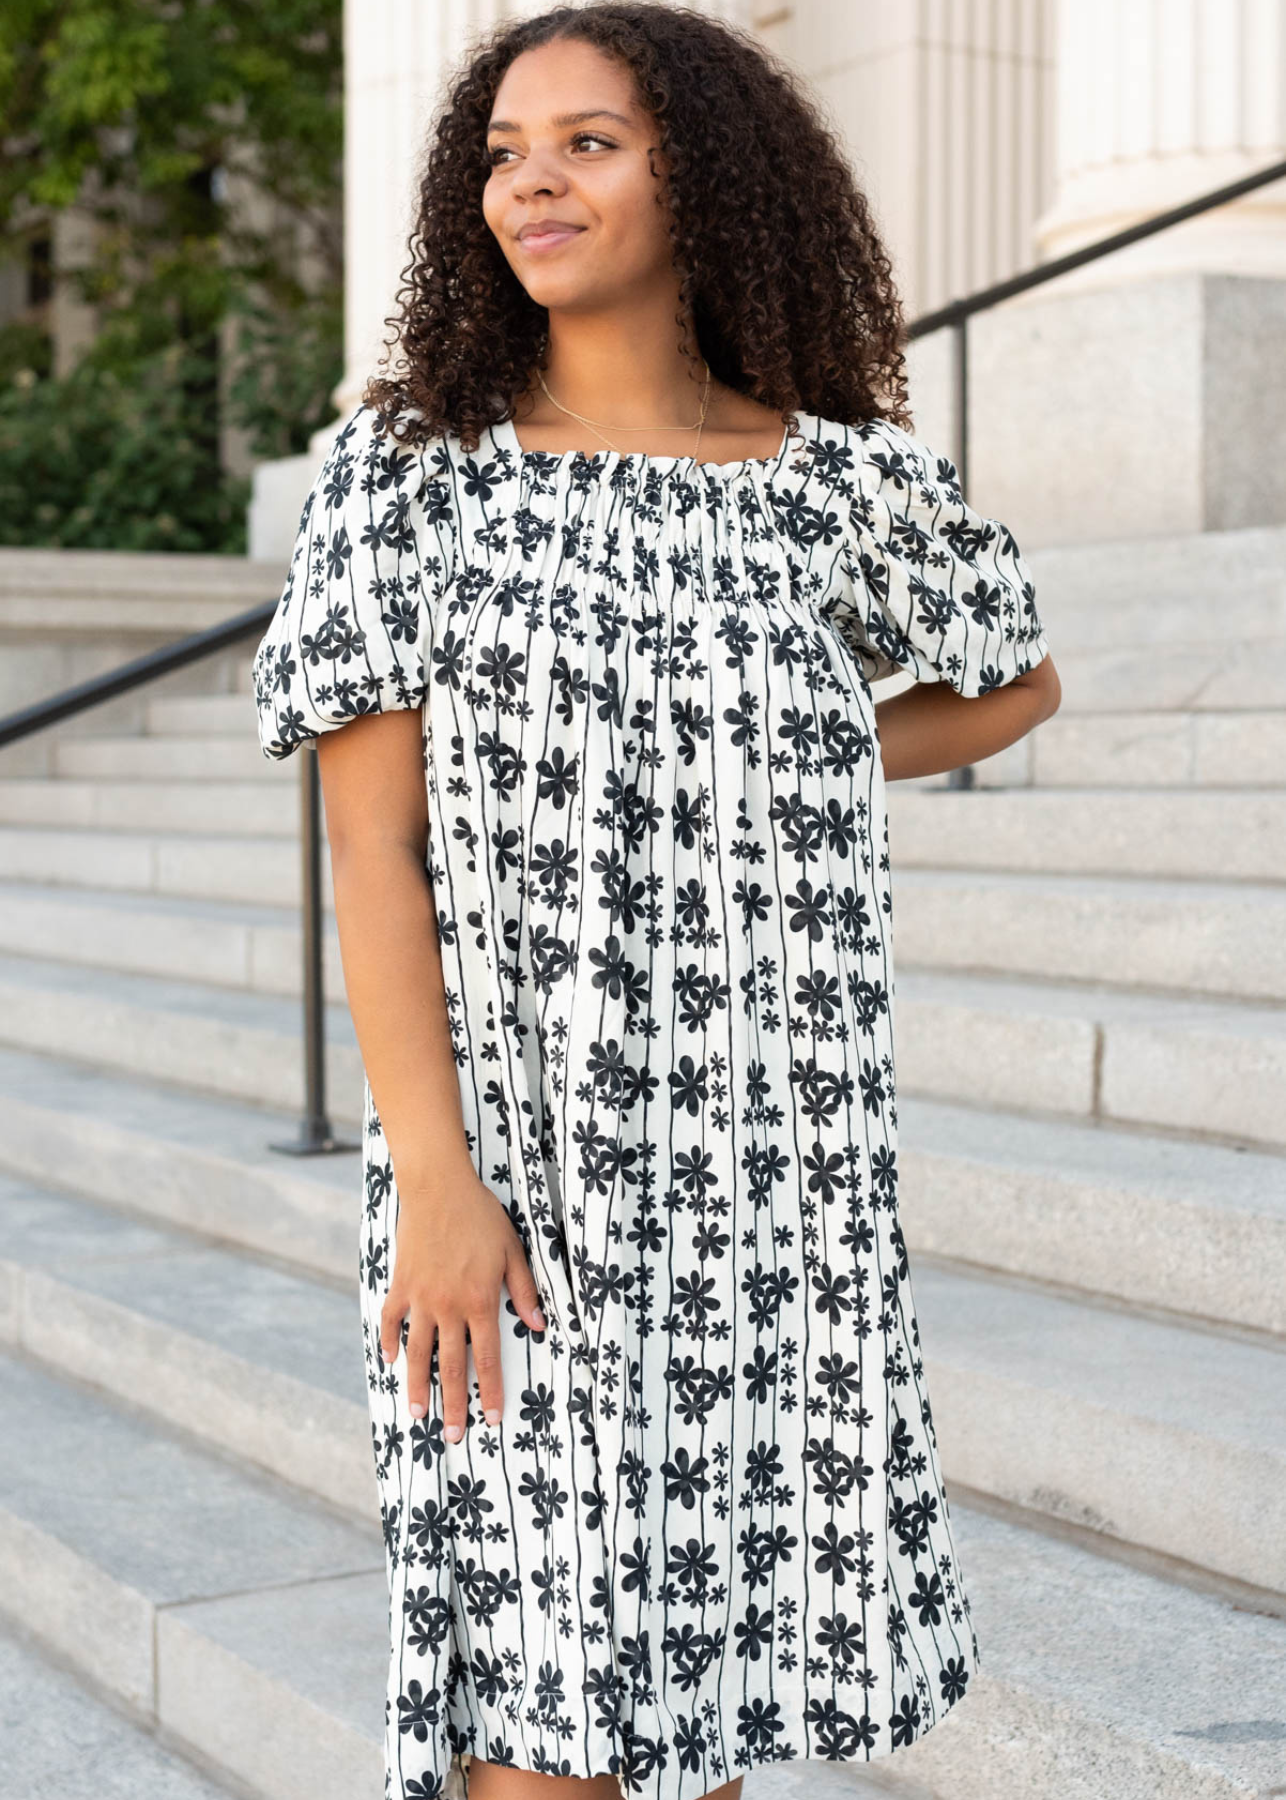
left=0, top=0, right=343, bottom=550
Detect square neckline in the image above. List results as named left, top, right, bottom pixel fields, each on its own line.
left=491, top=412, right=798, bottom=478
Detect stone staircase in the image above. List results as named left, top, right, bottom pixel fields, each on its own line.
left=0, top=524, right=1283, bottom=1799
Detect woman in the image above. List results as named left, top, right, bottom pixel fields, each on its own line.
left=253, top=6, right=1059, bottom=1800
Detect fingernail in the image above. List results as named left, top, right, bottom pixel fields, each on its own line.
left=445, top=1422, right=463, bottom=1441
left=409, top=1401, right=425, bottom=1418
left=532, top=1308, right=546, bottom=1328
left=484, top=1408, right=501, bottom=1425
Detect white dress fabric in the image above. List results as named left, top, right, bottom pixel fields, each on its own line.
left=252, top=398, right=1049, bottom=1800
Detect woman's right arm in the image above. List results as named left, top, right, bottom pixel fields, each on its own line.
left=317, top=708, right=546, bottom=1440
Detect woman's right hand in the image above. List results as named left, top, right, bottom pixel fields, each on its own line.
left=379, top=1163, right=546, bottom=1439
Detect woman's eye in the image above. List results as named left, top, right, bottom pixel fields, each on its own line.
left=487, top=133, right=614, bottom=166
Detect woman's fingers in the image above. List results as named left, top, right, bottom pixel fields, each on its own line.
left=404, top=1310, right=435, bottom=1421
left=469, top=1303, right=505, bottom=1427
left=506, top=1244, right=547, bottom=1334
left=436, top=1314, right=470, bottom=1442
left=379, top=1293, right=406, bottom=1376
left=381, top=1221, right=548, bottom=1439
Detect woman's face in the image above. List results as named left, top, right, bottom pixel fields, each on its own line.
left=482, top=38, right=677, bottom=315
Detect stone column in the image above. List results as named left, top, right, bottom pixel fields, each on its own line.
left=921, top=0, right=1286, bottom=548
left=1035, top=0, right=1286, bottom=283
left=336, top=0, right=478, bottom=425
left=768, top=0, right=1055, bottom=322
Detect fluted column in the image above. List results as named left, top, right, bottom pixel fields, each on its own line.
left=766, top=2, right=1055, bottom=321
left=1035, top=0, right=1286, bottom=282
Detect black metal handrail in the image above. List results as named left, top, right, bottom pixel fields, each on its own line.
left=906, top=151, right=1286, bottom=790
left=907, top=154, right=1286, bottom=499
left=0, top=600, right=274, bottom=748
left=0, top=595, right=354, bottom=1158
left=909, top=154, right=1286, bottom=342
left=3, top=152, right=1283, bottom=1146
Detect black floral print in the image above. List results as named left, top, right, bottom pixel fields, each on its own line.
left=252, top=399, right=1049, bottom=1800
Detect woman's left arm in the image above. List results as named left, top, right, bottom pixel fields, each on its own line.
left=819, top=418, right=1060, bottom=781
left=875, top=651, right=1062, bottom=782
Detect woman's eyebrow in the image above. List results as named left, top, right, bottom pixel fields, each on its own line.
left=486, top=108, right=634, bottom=134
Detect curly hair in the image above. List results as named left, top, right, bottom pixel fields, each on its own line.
left=361, top=1, right=910, bottom=454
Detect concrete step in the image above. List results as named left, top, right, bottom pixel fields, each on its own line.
left=0, top=949, right=363, bottom=1122
left=55, top=732, right=283, bottom=782
left=886, top=785, right=1286, bottom=882
left=0, top=775, right=297, bottom=836
left=0, top=878, right=344, bottom=998
left=873, top=1499, right=1286, bottom=1800
left=1050, top=637, right=1286, bottom=712
left=895, top=868, right=1286, bottom=1003
left=1024, top=521, right=1286, bottom=640
left=147, top=691, right=272, bottom=736
left=945, top=709, right=1286, bottom=791
left=895, top=968, right=1286, bottom=1150
left=0, top=1044, right=360, bottom=1282
left=899, top=1094, right=1286, bottom=1339
left=1029, top=708, right=1286, bottom=788
left=0, top=1171, right=372, bottom=1520
left=0, top=1349, right=386, bottom=1800
left=915, top=1260, right=1286, bottom=1594
left=0, top=823, right=332, bottom=908
left=0, top=544, right=284, bottom=610
left=0, top=1611, right=238, bottom=1800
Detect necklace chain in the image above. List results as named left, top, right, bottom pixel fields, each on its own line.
left=535, top=361, right=712, bottom=458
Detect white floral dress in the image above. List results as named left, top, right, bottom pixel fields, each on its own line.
left=252, top=398, right=1049, bottom=1800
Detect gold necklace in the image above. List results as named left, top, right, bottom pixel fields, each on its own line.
left=535, top=361, right=713, bottom=459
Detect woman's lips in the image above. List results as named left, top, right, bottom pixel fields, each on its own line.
left=519, top=226, right=584, bottom=252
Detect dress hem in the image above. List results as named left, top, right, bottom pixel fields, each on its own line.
left=429, top=1662, right=978, bottom=1800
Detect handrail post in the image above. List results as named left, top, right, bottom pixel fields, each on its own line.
left=951, top=313, right=969, bottom=499
left=947, top=315, right=975, bottom=791
left=270, top=743, right=359, bottom=1155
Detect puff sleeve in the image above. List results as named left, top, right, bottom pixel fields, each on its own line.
left=824, top=418, right=1049, bottom=697
left=251, top=400, right=457, bottom=761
